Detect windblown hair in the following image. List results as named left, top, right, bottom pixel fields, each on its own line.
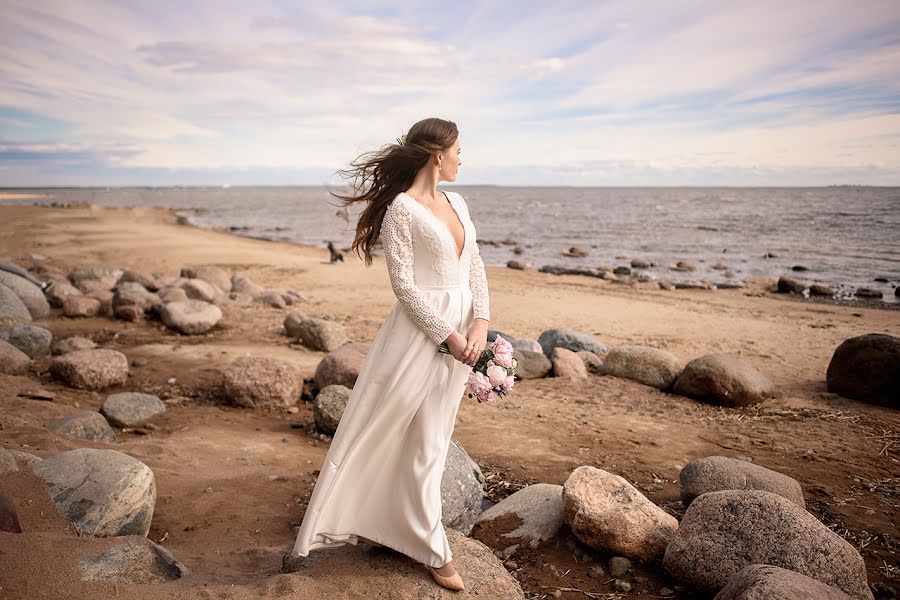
left=332, top=117, right=459, bottom=266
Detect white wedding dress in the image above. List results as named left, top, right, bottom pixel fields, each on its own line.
left=290, top=190, right=490, bottom=568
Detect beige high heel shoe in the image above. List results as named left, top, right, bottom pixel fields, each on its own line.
left=425, top=563, right=465, bottom=591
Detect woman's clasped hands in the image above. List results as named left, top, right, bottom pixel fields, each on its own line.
left=445, top=319, right=489, bottom=367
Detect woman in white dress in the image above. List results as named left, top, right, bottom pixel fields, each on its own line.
left=290, top=117, right=490, bottom=591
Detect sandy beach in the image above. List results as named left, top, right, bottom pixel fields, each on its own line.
left=1, top=202, right=897, bottom=599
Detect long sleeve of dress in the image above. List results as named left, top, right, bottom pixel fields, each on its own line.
left=381, top=200, right=456, bottom=345
left=468, top=241, right=490, bottom=322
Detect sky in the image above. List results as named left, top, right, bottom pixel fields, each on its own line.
left=1, top=0, right=899, bottom=187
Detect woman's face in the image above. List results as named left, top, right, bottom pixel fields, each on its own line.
left=437, top=138, right=461, bottom=182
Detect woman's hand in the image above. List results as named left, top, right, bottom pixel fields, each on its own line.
left=461, top=319, right=489, bottom=366
left=445, top=331, right=470, bottom=363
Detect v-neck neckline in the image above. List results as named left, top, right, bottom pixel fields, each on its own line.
left=401, top=190, right=467, bottom=261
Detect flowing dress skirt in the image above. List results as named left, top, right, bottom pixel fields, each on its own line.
left=291, top=283, right=474, bottom=568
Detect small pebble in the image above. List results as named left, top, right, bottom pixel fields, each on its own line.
left=287, top=406, right=299, bottom=414
left=863, top=482, right=875, bottom=491
left=864, top=509, right=876, bottom=516
left=587, top=564, right=605, bottom=578
left=551, top=590, right=562, bottom=599
left=204, top=486, right=213, bottom=493
left=167, top=377, right=176, bottom=384
left=609, top=556, right=632, bottom=577
left=132, top=357, right=148, bottom=367
left=660, top=587, right=675, bottom=596
left=634, top=576, right=648, bottom=584
left=503, top=560, right=518, bottom=570
left=613, top=579, right=631, bottom=593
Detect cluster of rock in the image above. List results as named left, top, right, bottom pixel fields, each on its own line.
left=471, top=457, right=873, bottom=599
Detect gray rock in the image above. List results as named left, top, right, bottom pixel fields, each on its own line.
left=117, top=269, right=158, bottom=291
left=777, top=276, right=806, bottom=294
left=680, top=456, right=805, bottom=508
left=0, top=282, right=32, bottom=327
left=314, top=342, right=370, bottom=390
left=258, top=290, right=287, bottom=309
left=222, top=356, right=302, bottom=409
left=0, top=339, right=31, bottom=375
left=80, top=535, right=189, bottom=583
left=506, top=260, right=526, bottom=270
left=551, top=347, right=588, bottom=379
left=663, top=490, right=872, bottom=599
left=855, top=287, right=882, bottom=299
left=45, top=279, right=82, bottom=308
left=183, top=278, right=218, bottom=302
left=160, top=299, right=222, bottom=334
left=181, top=265, right=231, bottom=293
left=0, top=324, right=52, bottom=358
left=231, top=273, right=263, bottom=297
left=0, top=447, right=17, bottom=475
left=512, top=348, right=551, bottom=379
left=47, top=411, right=117, bottom=443
left=715, top=564, right=852, bottom=600
left=63, top=295, right=101, bottom=317
left=49, top=348, right=129, bottom=390
left=51, top=336, right=96, bottom=355
left=283, top=312, right=309, bottom=338
left=487, top=330, right=519, bottom=345
left=101, top=392, right=166, bottom=427
left=296, top=317, right=347, bottom=352
left=810, top=284, right=834, bottom=296
left=113, top=282, right=161, bottom=321
left=441, top=439, right=485, bottom=536
left=674, top=354, right=774, bottom=407
left=577, top=350, right=605, bottom=375
left=0, top=271, right=50, bottom=319
left=30, top=448, right=156, bottom=537
left=313, top=384, right=351, bottom=435
left=563, top=466, right=678, bottom=560
left=510, top=337, right=542, bottom=353
left=538, top=328, right=608, bottom=357
left=609, top=556, right=632, bottom=577
left=826, top=333, right=900, bottom=408
left=474, top=483, right=564, bottom=549
left=69, top=266, right=123, bottom=289
left=158, top=287, right=188, bottom=304
left=603, top=345, right=683, bottom=389
left=631, top=259, right=650, bottom=269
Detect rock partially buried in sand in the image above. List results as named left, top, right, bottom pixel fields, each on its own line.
left=113, top=282, right=161, bottom=321
left=715, top=564, right=853, bottom=600
left=160, top=299, right=222, bottom=334
left=51, top=335, right=96, bottom=355
left=538, top=328, right=608, bottom=357
left=663, top=490, right=872, bottom=599
left=49, top=348, right=129, bottom=390
left=0, top=324, right=52, bottom=358
left=826, top=333, right=900, bottom=408
left=222, top=355, right=302, bottom=409
left=283, top=311, right=308, bottom=338
left=777, top=275, right=806, bottom=294
left=673, top=354, right=774, bottom=407
left=577, top=350, right=604, bottom=375
left=0, top=339, right=32, bottom=375
left=101, top=392, right=166, bottom=427
left=562, top=465, right=678, bottom=560
left=30, top=448, right=156, bottom=537
left=183, top=278, right=218, bottom=303
left=474, top=483, right=564, bottom=549
left=0, top=447, right=17, bottom=475
left=314, top=342, right=370, bottom=390
left=551, top=347, right=588, bottom=379
left=441, top=439, right=486, bottom=536
left=0, top=271, right=50, bottom=319
left=282, top=527, right=524, bottom=598
left=0, top=282, right=32, bottom=327
left=182, top=265, right=232, bottom=293
left=603, top=345, right=683, bottom=389
left=680, top=456, right=805, bottom=508
left=313, top=384, right=350, bottom=435
left=80, top=535, right=190, bottom=583
left=512, top=348, right=551, bottom=379
left=295, top=317, right=347, bottom=352
left=63, top=294, right=101, bottom=317
left=231, top=272, right=263, bottom=297
left=47, top=411, right=117, bottom=443
left=45, top=279, right=82, bottom=307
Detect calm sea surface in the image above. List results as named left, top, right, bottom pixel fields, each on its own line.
left=6, top=186, right=900, bottom=303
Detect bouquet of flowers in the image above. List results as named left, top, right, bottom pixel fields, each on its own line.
left=439, top=335, right=517, bottom=402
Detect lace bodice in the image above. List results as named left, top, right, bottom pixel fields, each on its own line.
left=381, top=191, right=490, bottom=344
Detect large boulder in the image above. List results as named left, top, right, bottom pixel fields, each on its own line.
left=101, top=392, right=166, bottom=428
left=0, top=282, right=32, bottom=327
left=826, top=333, right=900, bottom=407
left=0, top=324, right=53, bottom=358
left=673, top=354, right=774, bottom=407
left=440, top=439, right=485, bottom=536
left=183, top=278, right=218, bottom=303
left=538, top=328, right=608, bottom=357
left=550, top=347, right=588, bottom=379
left=663, top=490, right=872, bottom=599
left=295, top=317, right=348, bottom=352
left=0, top=271, right=50, bottom=319
left=512, top=348, right=552, bottom=379
left=182, top=265, right=231, bottom=293
left=473, top=483, right=564, bottom=549
left=222, top=356, right=302, bottom=409
left=0, top=339, right=31, bottom=375
left=30, top=448, right=156, bottom=537
left=314, top=342, right=369, bottom=390
left=562, top=466, right=678, bottom=560
left=69, top=266, right=123, bottom=291
left=603, top=345, right=682, bottom=389
left=80, top=535, right=190, bottom=583
left=283, top=312, right=308, bottom=338
left=313, top=384, right=351, bottom=435
left=715, top=564, right=853, bottom=600
left=47, top=411, right=117, bottom=443
left=680, top=456, right=805, bottom=508
left=282, top=527, right=524, bottom=598
left=159, top=299, right=222, bottom=334
left=113, top=282, right=161, bottom=321
left=49, top=348, right=129, bottom=390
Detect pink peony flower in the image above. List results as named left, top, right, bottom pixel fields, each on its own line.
left=487, top=365, right=508, bottom=387
left=504, top=375, right=515, bottom=389
left=468, top=371, right=492, bottom=396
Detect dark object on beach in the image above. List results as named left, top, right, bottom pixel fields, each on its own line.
left=0, top=495, right=22, bottom=533
left=826, top=333, right=899, bottom=408
left=810, top=284, right=834, bottom=297
left=874, top=277, right=889, bottom=283
left=895, top=286, right=899, bottom=297
left=855, top=287, right=882, bottom=299
left=777, top=276, right=806, bottom=294
left=763, top=252, right=777, bottom=259
left=791, top=265, right=808, bottom=272
left=327, top=241, right=344, bottom=264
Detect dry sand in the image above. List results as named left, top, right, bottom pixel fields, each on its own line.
left=1, top=202, right=898, bottom=599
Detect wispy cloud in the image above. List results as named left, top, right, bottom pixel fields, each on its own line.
left=0, top=0, right=898, bottom=185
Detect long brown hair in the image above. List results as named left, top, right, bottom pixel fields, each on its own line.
left=332, top=117, right=459, bottom=266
